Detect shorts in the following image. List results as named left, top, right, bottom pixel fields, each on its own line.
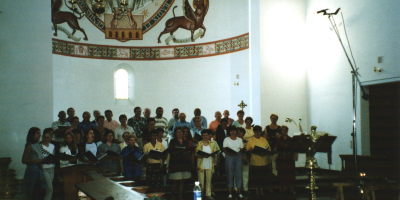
left=169, top=171, right=191, bottom=180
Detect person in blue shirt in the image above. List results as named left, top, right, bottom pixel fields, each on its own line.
left=172, top=113, right=191, bottom=133
left=190, top=108, right=208, bottom=129
left=121, top=134, right=143, bottom=182
left=167, top=108, right=180, bottom=140
left=78, top=111, right=97, bottom=134
left=190, top=116, right=206, bottom=147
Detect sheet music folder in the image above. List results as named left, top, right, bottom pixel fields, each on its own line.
left=83, top=151, right=108, bottom=162
left=251, top=145, right=272, bottom=155
left=148, top=149, right=169, bottom=160
left=224, top=147, right=245, bottom=155
left=126, top=152, right=146, bottom=163
left=196, top=150, right=220, bottom=157
left=193, top=133, right=203, bottom=141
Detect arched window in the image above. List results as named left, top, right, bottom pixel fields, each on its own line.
left=115, top=69, right=129, bottom=99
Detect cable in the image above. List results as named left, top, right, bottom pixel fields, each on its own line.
left=341, top=12, right=359, bottom=74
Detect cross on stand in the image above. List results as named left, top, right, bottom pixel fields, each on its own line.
left=238, top=100, right=247, bottom=111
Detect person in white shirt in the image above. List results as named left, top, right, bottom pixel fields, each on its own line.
left=78, top=130, right=97, bottom=165
left=40, top=130, right=55, bottom=200
left=51, top=111, right=71, bottom=143
left=154, top=107, right=168, bottom=137
left=104, top=110, right=120, bottom=131
left=59, top=132, right=79, bottom=168
left=143, top=108, right=151, bottom=121
left=51, top=111, right=71, bottom=131
left=114, top=114, right=135, bottom=142
left=223, top=126, right=244, bottom=199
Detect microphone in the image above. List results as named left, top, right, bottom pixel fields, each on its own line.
left=316, top=8, right=341, bottom=15
left=316, top=9, right=329, bottom=14
left=333, top=8, right=341, bottom=15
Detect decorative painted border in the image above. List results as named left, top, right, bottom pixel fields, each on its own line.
left=52, top=33, right=249, bottom=60
left=77, top=0, right=174, bottom=34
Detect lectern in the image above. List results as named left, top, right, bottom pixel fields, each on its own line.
left=288, top=126, right=336, bottom=200
left=56, top=165, right=99, bottom=200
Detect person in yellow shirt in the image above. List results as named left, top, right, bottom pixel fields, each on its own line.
left=246, top=125, right=271, bottom=196
left=143, top=130, right=165, bottom=192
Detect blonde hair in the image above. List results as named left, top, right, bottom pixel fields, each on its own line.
left=128, top=134, right=137, bottom=140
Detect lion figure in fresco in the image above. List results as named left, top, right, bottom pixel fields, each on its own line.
left=157, top=0, right=209, bottom=43
left=51, top=0, right=88, bottom=41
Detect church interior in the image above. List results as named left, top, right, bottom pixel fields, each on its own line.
left=1, top=0, right=399, bottom=199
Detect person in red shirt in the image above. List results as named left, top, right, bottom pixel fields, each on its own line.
left=209, top=111, right=222, bottom=133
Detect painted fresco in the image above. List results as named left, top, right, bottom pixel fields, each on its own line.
left=52, top=33, right=249, bottom=60
left=52, top=0, right=89, bottom=41
left=157, top=0, right=209, bottom=45
left=51, top=0, right=250, bottom=54
left=52, top=0, right=175, bottom=42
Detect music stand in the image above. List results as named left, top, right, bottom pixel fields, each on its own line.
left=288, top=131, right=337, bottom=200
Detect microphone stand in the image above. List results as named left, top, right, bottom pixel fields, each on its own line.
left=317, top=8, right=369, bottom=189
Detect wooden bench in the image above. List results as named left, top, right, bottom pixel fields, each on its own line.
left=332, top=182, right=355, bottom=200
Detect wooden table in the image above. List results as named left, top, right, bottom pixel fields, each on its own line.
left=75, top=177, right=145, bottom=200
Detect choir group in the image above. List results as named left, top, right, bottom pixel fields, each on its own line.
left=21, top=107, right=297, bottom=200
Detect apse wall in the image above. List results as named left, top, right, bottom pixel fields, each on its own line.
left=0, top=0, right=53, bottom=179
left=259, top=0, right=309, bottom=167
left=52, top=0, right=252, bottom=122
left=52, top=51, right=251, bottom=122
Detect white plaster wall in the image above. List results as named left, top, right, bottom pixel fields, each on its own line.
left=0, top=0, right=53, bottom=179
left=305, top=0, right=400, bottom=170
left=53, top=0, right=249, bottom=46
left=305, top=0, right=400, bottom=86
left=53, top=50, right=250, bottom=124
left=249, top=0, right=261, bottom=125
left=259, top=0, right=308, bottom=167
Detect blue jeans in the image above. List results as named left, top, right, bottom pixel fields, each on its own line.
left=22, top=164, right=46, bottom=199
left=225, top=153, right=242, bottom=188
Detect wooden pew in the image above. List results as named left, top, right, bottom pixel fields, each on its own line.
left=56, top=165, right=99, bottom=200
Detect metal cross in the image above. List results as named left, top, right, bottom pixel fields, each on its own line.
left=238, top=100, right=247, bottom=111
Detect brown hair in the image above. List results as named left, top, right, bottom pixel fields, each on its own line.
left=182, top=126, right=192, bottom=141
left=237, top=110, right=244, bottom=115
left=281, top=125, right=289, bottom=131
left=102, top=130, right=115, bottom=143
left=270, top=114, right=279, bottom=119
left=64, top=132, right=77, bottom=151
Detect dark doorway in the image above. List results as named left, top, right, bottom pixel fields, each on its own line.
left=369, top=81, right=400, bottom=180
